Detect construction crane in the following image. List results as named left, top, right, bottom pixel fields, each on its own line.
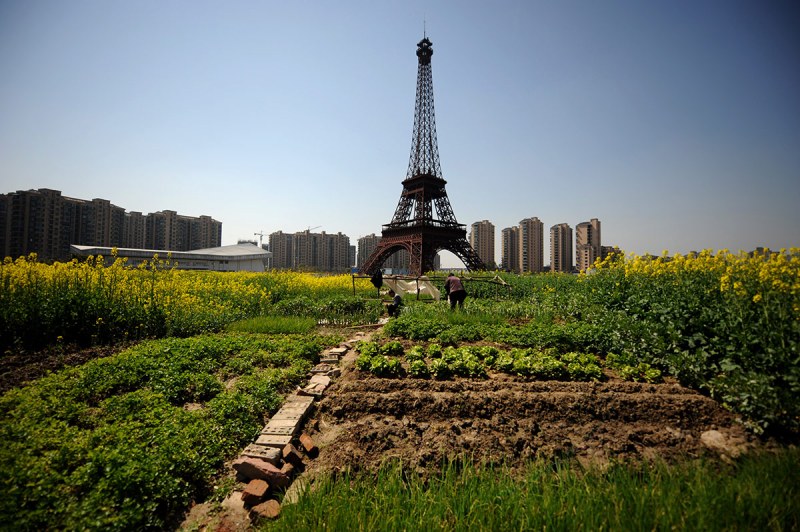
left=306, top=225, right=321, bottom=232
left=254, top=230, right=266, bottom=248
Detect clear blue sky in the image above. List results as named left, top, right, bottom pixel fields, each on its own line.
left=1, top=1, right=798, bottom=266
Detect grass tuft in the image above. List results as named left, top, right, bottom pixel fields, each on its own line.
left=226, top=315, right=317, bottom=334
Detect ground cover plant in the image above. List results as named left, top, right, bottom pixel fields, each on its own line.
left=262, top=450, right=800, bottom=531
left=585, top=249, right=800, bottom=435
left=225, top=315, right=317, bottom=334
left=0, top=332, right=338, bottom=530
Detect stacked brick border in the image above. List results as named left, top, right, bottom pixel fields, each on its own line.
left=230, top=342, right=351, bottom=521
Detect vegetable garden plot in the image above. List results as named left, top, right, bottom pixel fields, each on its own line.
left=302, top=354, right=760, bottom=476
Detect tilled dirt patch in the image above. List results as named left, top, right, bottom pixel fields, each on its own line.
left=304, top=367, right=757, bottom=475
left=0, top=343, right=133, bottom=394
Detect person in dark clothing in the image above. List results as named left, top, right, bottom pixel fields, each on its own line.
left=444, top=273, right=467, bottom=310
left=387, top=289, right=402, bottom=317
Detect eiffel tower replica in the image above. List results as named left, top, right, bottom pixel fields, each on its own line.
left=360, top=36, right=485, bottom=277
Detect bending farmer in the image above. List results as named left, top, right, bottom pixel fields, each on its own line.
left=444, top=272, right=467, bottom=310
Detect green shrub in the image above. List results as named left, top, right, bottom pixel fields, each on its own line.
left=355, top=353, right=373, bottom=371
left=369, top=356, right=404, bottom=378
left=405, top=345, right=426, bottom=362
left=427, top=343, right=443, bottom=358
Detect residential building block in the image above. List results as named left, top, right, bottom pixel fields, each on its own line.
left=576, top=218, right=601, bottom=272
left=469, top=220, right=496, bottom=269
left=519, top=217, right=544, bottom=273
left=550, top=223, right=573, bottom=273
left=0, top=188, right=221, bottom=262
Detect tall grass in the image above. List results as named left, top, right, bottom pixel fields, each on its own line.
left=263, top=450, right=799, bottom=531
left=226, top=316, right=317, bottom=334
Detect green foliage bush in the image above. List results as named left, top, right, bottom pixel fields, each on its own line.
left=358, top=342, right=608, bottom=383
left=429, top=358, right=451, bottom=380
left=369, top=356, right=404, bottom=378
left=380, top=340, right=405, bottom=356
left=405, top=345, right=426, bottom=362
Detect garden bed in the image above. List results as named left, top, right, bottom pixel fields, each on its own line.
left=304, top=347, right=760, bottom=476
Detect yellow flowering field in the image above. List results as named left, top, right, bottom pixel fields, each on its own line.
left=0, top=253, right=376, bottom=350
left=585, top=248, right=800, bottom=432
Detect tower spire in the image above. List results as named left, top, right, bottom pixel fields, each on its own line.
left=406, top=36, right=440, bottom=179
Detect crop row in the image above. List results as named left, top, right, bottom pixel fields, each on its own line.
left=353, top=340, right=660, bottom=383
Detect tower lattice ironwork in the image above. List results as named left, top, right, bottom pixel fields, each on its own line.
left=360, top=37, right=485, bottom=277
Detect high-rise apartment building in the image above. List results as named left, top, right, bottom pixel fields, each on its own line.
left=142, top=210, right=220, bottom=252
left=0, top=188, right=221, bottom=261
left=319, top=232, right=351, bottom=272
left=123, top=211, right=146, bottom=249
left=576, top=218, right=601, bottom=272
left=269, top=231, right=294, bottom=269
left=270, top=230, right=352, bottom=272
left=469, top=220, right=496, bottom=269
left=145, top=210, right=178, bottom=251
left=191, top=216, right=222, bottom=251
left=519, top=217, right=544, bottom=273
left=1, top=188, right=72, bottom=261
left=550, top=223, right=573, bottom=273
left=501, top=226, right=520, bottom=272
left=292, top=230, right=317, bottom=269
left=76, top=198, right=125, bottom=248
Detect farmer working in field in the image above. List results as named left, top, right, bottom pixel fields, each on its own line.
left=387, top=289, right=402, bottom=317
left=444, top=272, right=467, bottom=310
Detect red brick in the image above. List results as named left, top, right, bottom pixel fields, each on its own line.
left=232, top=457, right=291, bottom=488
left=280, top=462, right=296, bottom=478
left=249, top=499, right=281, bottom=521
left=241, top=479, right=269, bottom=506
left=282, top=443, right=304, bottom=467
left=299, top=433, right=319, bottom=458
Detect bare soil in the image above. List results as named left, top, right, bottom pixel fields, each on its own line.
left=0, top=343, right=133, bottom=394
left=303, top=337, right=759, bottom=476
